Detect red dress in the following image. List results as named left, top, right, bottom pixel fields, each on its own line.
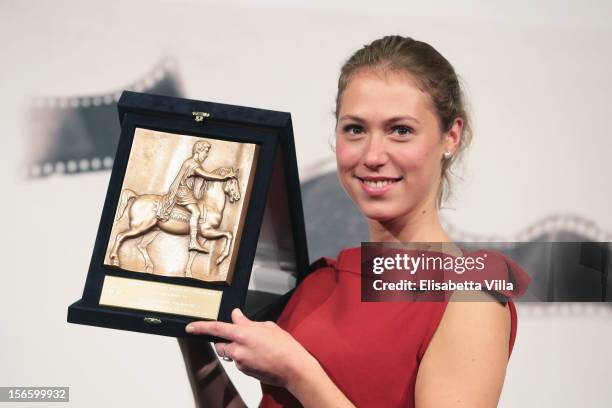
left=259, top=246, right=529, bottom=407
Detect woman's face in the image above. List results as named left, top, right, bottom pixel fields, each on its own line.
left=335, top=68, right=457, bottom=222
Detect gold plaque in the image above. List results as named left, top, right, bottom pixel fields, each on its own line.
left=103, top=128, right=259, bottom=284
left=99, top=275, right=222, bottom=319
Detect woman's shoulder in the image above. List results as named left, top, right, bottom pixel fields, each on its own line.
left=459, top=247, right=532, bottom=299
left=302, top=245, right=361, bottom=276
left=320, top=245, right=362, bottom=270
left=306, top=255, right=337, bottom=273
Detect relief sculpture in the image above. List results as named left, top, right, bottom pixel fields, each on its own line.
left=104, top=128, right=258, bottom=283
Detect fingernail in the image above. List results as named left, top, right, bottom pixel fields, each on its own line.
left=185, top=325, right=195, bottom=333
left=234, top=308, right=243, bottom=316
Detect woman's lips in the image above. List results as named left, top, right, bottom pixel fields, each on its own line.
left=355, top=176, right=402, bottom=197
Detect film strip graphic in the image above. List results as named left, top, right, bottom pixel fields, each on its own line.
left=301, top=164, right=612, bottom=313
left=442, top=213, right=612, bottom=244
left=444, top=215, right=612, bottom=311
left=302, top=159, right=612, bottom=244
left=517, top=300, right=612, bottom=317
left=24, top=58, right=183, bottom=179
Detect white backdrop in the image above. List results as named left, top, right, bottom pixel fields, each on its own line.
left=2, top=0, right=612, bottom=406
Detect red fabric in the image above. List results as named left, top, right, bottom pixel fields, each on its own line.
left=259, top=246, right=528, bottom=408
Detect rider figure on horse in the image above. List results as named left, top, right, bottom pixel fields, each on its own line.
left=156, top=140, right=237, bottom=252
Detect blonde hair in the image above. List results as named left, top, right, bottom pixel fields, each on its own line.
left=335, top=35, right=472, bottom=207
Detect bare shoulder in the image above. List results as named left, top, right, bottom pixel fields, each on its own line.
left=443, top=290, right=511, bottom=328
left=415, top=291, right=511, bottom=408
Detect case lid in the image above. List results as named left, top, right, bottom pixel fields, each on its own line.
left=118, top=91, right=292, bottom=129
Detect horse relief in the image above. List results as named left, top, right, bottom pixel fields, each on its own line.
left=105, top=136, right=253, bottom=282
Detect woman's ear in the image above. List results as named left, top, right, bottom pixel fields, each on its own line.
left=329, top=132, right=337, bottom=153
left=444, top=117, right=463, bottom=155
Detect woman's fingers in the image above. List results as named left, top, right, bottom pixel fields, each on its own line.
left=185, top=308, right=263, bottom=340
left=213, top=342, right=228, bottom=358
left=185, top=320, right=238, bottom=340
left=214, top=342, right=235, bottom=362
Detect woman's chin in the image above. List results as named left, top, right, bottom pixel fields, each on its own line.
left=359, top=206, right=400, bottom=223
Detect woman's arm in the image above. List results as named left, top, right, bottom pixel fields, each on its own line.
left=282, top=354, right=355, bottom=408
left=415, top=291, right=511, bottom=408
left=186, top=309, right=356, bottom=408
left=177, top=337, right=246, bottom=408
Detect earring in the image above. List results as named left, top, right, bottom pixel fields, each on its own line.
left=443, top=151, right=453, bottom=159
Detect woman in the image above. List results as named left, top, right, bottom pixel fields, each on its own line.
left=178, top=35, right=523, bottom=408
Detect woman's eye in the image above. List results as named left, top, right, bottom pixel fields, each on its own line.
left=343, top=124, right=364, bottom=136
left=392, top=126, right=413, bottom=136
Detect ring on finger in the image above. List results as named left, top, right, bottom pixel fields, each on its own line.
left=222, top=343, right=233, bottom=362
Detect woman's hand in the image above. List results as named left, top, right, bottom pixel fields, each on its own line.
left=186, top=309, right=356, bottom=408
left=185, top=308, right=319, bottom=389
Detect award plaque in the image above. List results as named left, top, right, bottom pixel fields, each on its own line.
left=68, top=91, right=310, bottom=339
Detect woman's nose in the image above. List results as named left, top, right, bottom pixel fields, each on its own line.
left=363, top=133, right=388, bottom=170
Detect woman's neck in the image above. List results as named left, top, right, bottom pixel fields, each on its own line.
left=367, top=204, right=451, bottom=243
